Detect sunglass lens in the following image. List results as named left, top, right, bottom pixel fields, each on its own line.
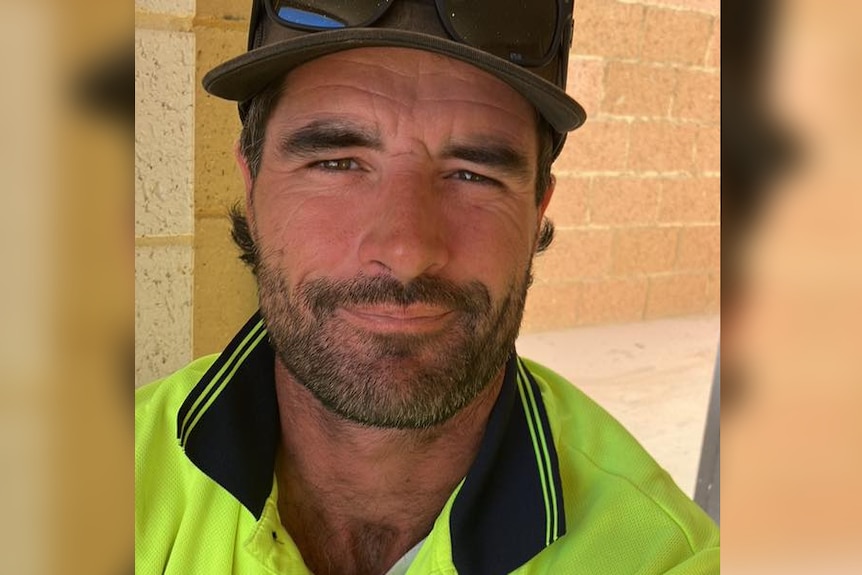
left=271, top=0, right=392, bottom=30
left=442, top=0, right=558, bottom=63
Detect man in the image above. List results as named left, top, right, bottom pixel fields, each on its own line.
left=135, top=1, right=720, bottom=574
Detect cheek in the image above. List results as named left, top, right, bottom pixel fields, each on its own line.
left=448, top=203, right=538, bottom=285
left=254, top=194, right=362, bottom=281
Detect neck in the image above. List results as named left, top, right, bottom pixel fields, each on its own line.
left=273, top=359, right=504, bottom=575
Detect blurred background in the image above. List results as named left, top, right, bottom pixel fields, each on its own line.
left=0, top=0, right=131, bottom=573
left=721, top=0, right=862, bottom=572
left=3, top=0, right=862, bottom=572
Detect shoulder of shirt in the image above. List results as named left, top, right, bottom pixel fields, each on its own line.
left=517, top=356, right=719, bottom=571
left=135, top=355, right=221, bottom=483
left=135, top=355, right=220, bottom=423
left=519, top=355, right=682, bottom=485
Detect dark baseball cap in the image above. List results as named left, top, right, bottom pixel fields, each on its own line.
left=203, top=0, right=586, bottom=154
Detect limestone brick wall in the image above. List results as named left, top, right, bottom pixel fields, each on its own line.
left=135, top=1, right=196, bottom=384
left=523, top=0, right=721, bottom=331
left=134, top=0, right=721, bottom=385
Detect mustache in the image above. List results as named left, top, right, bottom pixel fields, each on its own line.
left=297, top=275, right=492, bottom=315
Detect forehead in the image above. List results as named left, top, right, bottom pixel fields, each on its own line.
left=265, top=47, right=539, bottom=146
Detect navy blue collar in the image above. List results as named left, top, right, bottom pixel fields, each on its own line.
left=177, top=311, right=566, bottom=575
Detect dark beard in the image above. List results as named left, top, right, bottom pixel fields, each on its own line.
left=257, top=262, right=532, bottom=429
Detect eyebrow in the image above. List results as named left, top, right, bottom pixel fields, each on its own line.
left=441, top=139, right=533, bottom=182
left=277, top=119, right=383, bottom=158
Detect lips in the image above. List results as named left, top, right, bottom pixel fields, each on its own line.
left=338, top=305, right=455, bottom=334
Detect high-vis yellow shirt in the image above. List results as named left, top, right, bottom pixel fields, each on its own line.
left=136, top=312, right=719, bottom=574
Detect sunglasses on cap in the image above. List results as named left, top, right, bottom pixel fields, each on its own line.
left=204, top=0, right=586, bottom=158
left=262, top=0, right=570, bottom=68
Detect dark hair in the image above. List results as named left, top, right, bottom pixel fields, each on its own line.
left=232, top=78, right=556, bottom=272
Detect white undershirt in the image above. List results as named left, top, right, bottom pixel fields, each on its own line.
left=383, top=538, right=426, bottom=575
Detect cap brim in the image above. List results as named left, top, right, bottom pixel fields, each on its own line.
left=203, top=29, right=586, bottom=134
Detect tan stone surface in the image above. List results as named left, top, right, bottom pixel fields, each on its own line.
left=577, top=278, right=649, bottom=325
left=192, top=22, right=258, bottom=357
left=545, top=176, right=589, bottom=228
left=676, top=225, right=720, bottom=271
left=640, top=0, right=720, bottom=15
left=602, top=62, right=677, bottom=117
left=642, top=7, right=714, bottom=65
left=588, top=177, right=661, bottom=225
left=193, top=217, right=259, bottom=358
left=694, top=125, right=721, bottom=173
left=612, top=227, right=679, bottom=274
left=135, top=244, right=193, bottom=386
left=135, top=28, right=194, bottom=237
left=706, top=17, right=720, bottom=68
left=705, top=272, right=720, bottom=313
left=646, top=273, right=709, bottom=318
left=557, top=120, right=630, bottom=172
left=521, top=283, right=580, bottom=334
left=534, top=229, right=614, bottom=282
left=658, top=177, right=720, bottom=223
left=134, top=0, right=193, bottom=16
left=573, top=0, right=645, bottom=59
left=566, top=57, right=605, bottom=117
left=196, top=0, right=250, bottom=21
left=195, top=26, right=247, bottom=216
left=628, top=120, right=697, bottom=173
left=673, top=68, right=721, bottom=123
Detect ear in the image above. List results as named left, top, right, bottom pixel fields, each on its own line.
left=234, top=140, right=255, bottom=223
left=537, top=173, right=556, bottom=225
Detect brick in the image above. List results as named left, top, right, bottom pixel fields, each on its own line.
left=588, top=177, right=661, bottom=225
left=642, top=7, right=713, bottom=65
left=643, top=0, right=720, bottom=15
left=545, top=176, right=589, bottom=227
left=576, top=278, right=648, bottom=325
left=676, top=225, right=720, bottom=271
left=195, top=0, right=249, bottom=21
left=706, top=272, right=720, bottom=313
left=195, top=25, right=248, bottom=84
left=694, top=125, right=721, bottom=173
left=706, top=17, right=720, bottom=68
left=534, top=229, right=613, bottom=282
left=195, top=27, right=248, bottom=215
left=135, top=244, right=193, bottom=385
left=193, top=217, right=260, bottom=357
left=612, top=227, right=679, bottom=274
left=135, top=29, right=194, bottom=236
left=572, top=0, right=644, bottom=59
left=602, top=61, right=676, bottom=117
left=567, top=57, right=604, bottom=117
left=136, top=0, right=193, bottom=16
left=521, top=283, right=580, bottom=333
left=628, top=121, right=697, bottom=173
left=557, top=120, right=630, bottom=172
left=673, top=69, right=720, bottom=123
left=659, top=177, right=720, bottom=223
left=645, top=274, right=709, bottom=318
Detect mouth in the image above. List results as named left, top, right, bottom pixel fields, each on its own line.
left=338, top=305, right=456, bottom=334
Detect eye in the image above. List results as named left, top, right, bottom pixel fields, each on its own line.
left=451, top=170, right=499, bottom=186
left=315, top=158, right=361, bottom=171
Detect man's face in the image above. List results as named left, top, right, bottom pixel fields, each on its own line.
left=239, top=47, right=554, bottom=428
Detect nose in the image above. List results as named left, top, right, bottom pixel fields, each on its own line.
left=357, top=171, right=450, bottom=284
